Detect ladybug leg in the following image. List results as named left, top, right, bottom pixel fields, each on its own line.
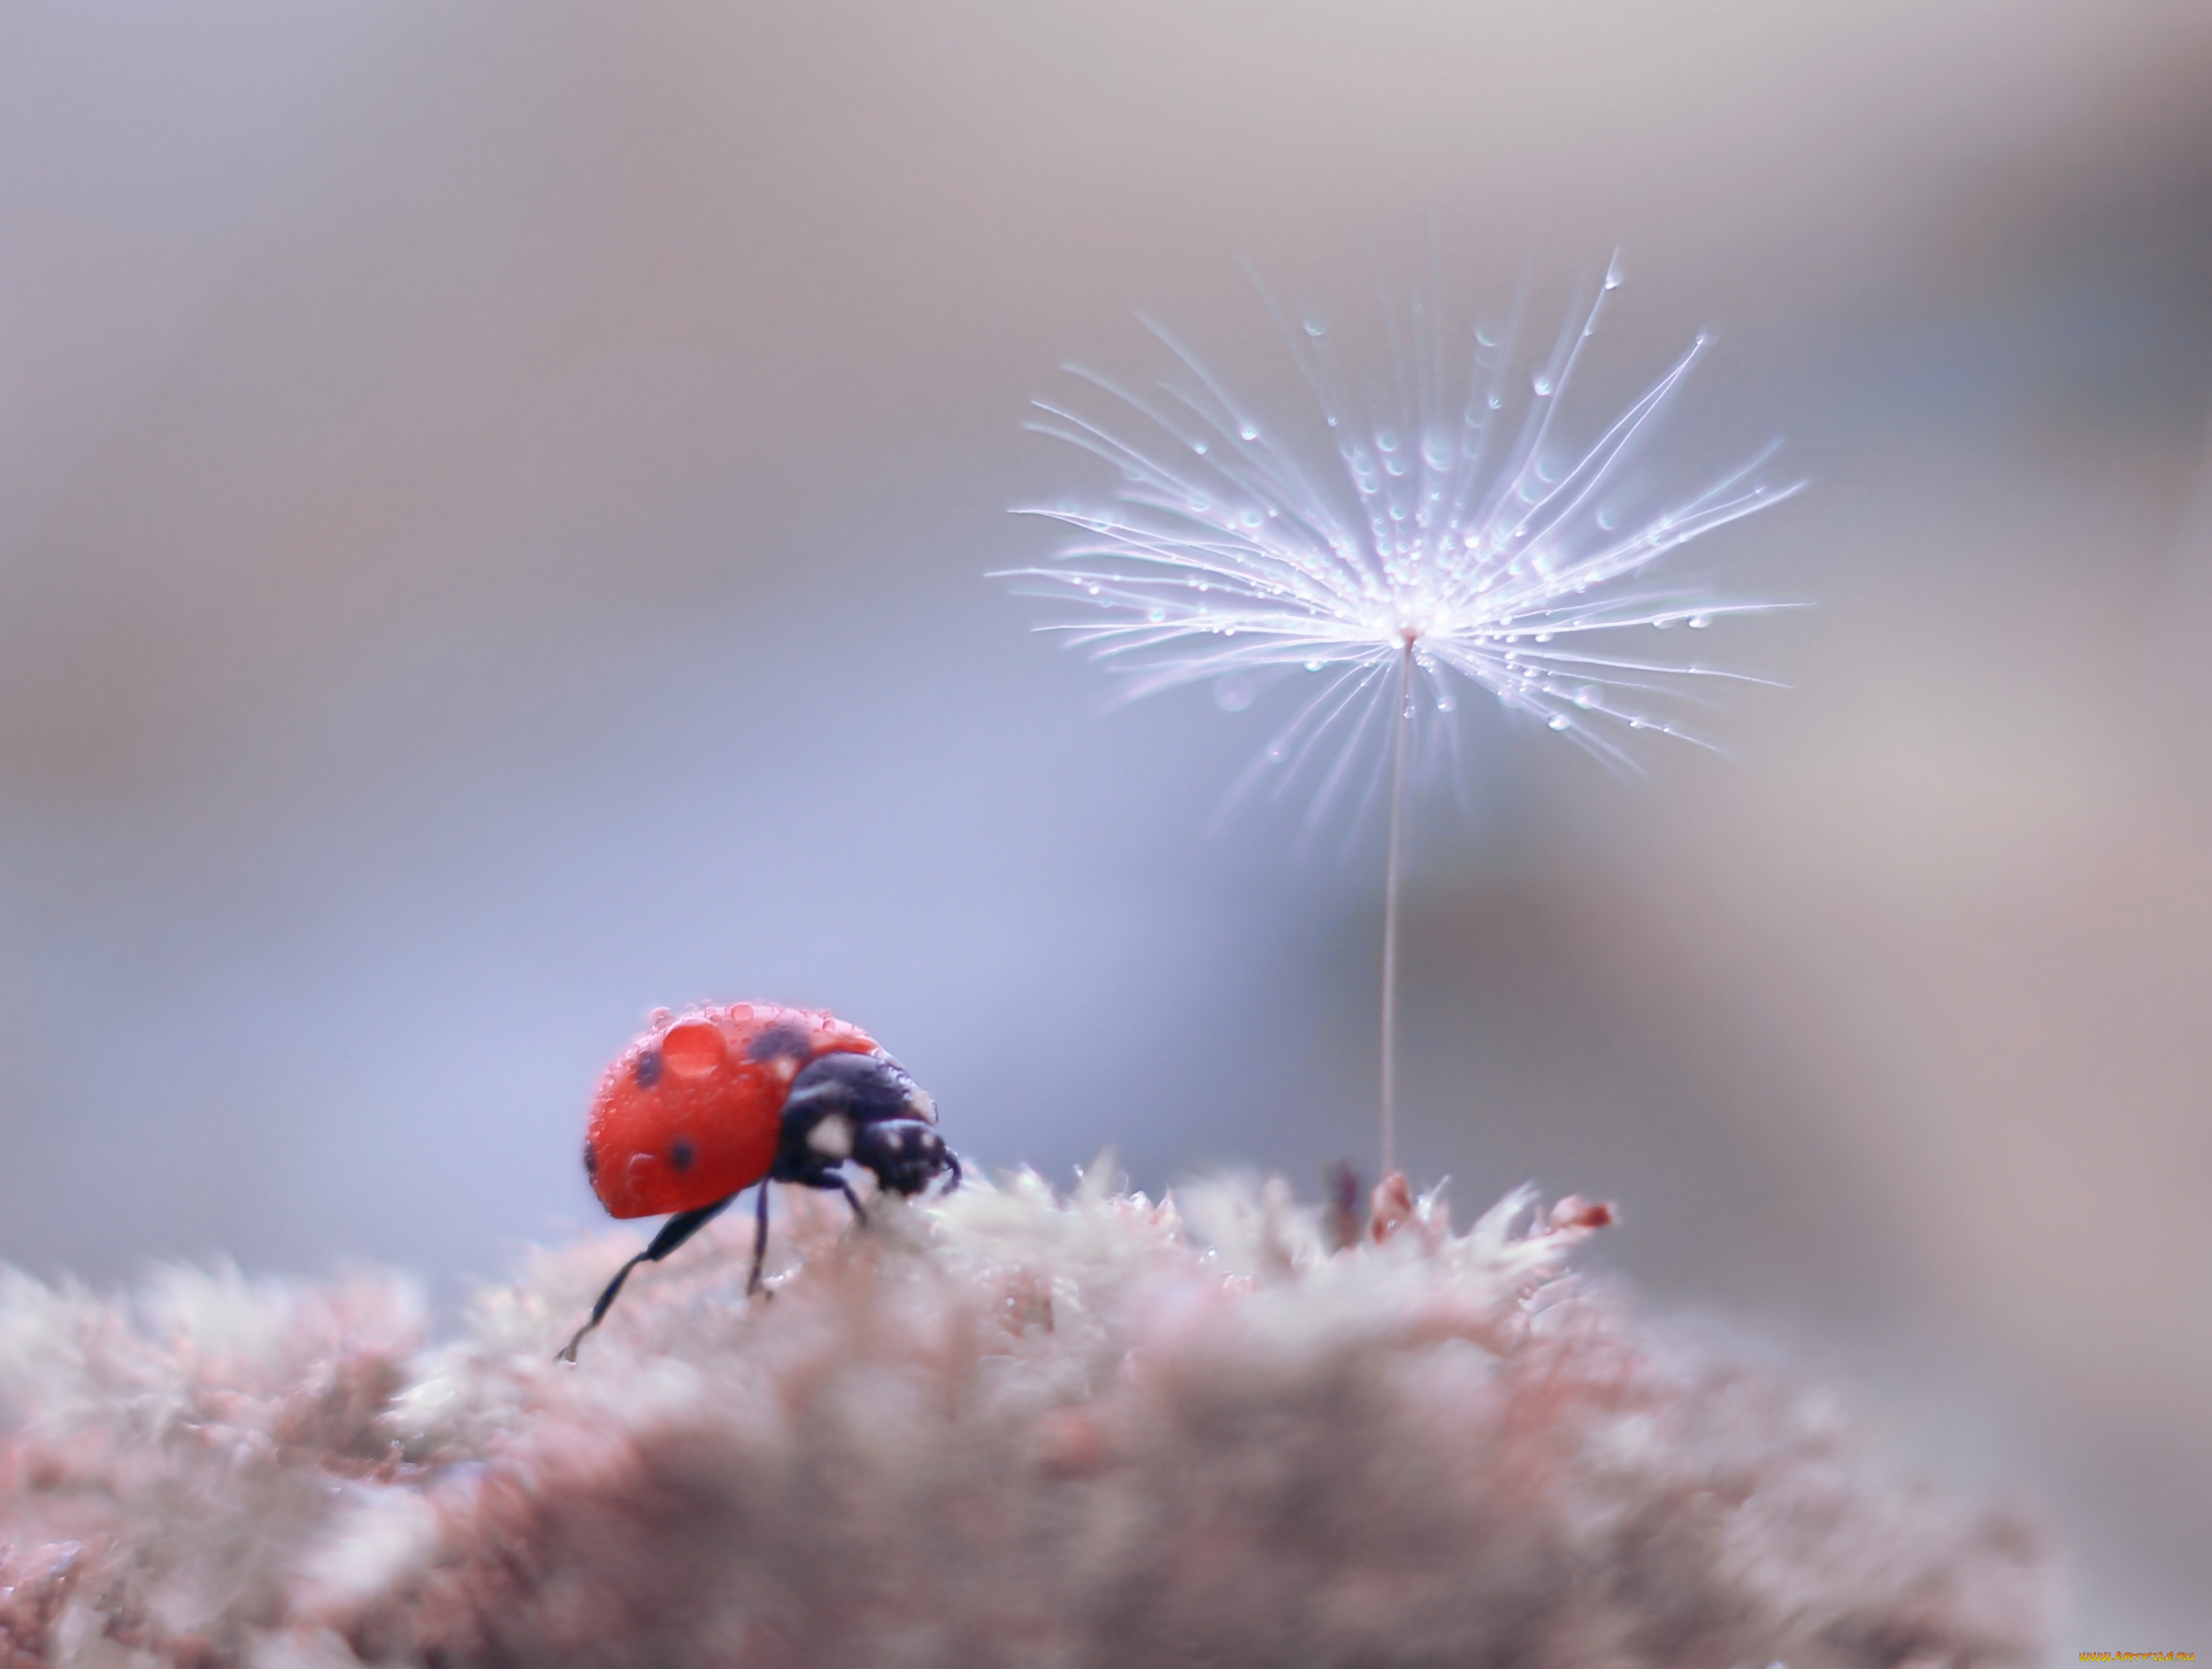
left=748, top=1181, right=772, bottom=1295
left=557, top=1194, right=735, bottom=1363
left=745, top=1169, right=872, bottom=1296
left=826, top=1171, right=871, bottom=1226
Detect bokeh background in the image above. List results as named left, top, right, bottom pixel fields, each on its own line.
left=4, top=0, right=2208, bottom=1644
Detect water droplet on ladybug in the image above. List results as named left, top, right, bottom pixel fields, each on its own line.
left=662, top=1019, right=724, bottom=1080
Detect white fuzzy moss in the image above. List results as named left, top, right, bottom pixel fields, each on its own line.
left=0, top=1172, right=2047, bottom=1667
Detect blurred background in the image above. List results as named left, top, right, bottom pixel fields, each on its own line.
left=3, top=0, right=2208, bottom=1642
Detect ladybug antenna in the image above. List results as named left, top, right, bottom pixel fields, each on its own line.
left=557, top=1194, right=736, bottom=1364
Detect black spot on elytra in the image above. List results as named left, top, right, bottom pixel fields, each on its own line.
left=583, top=1141, right=597, bottom=1177
left=634, top=1050, right=664, bottom=1088
left=746, top=1022, right=810, bottom=1063
left=671, top=1138, right=695, bottom=1173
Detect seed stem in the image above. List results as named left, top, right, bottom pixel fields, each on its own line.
left=1379, top=634, right=1416, bottom=1179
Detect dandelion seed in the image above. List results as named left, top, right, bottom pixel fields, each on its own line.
left=999, top=258, right=1801, bottom=1174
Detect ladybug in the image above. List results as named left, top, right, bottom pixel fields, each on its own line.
left=558, top=1002, right=959, bottom=1361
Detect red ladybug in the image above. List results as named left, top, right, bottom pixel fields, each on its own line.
left=558, top=1002, right=958, bottom=1361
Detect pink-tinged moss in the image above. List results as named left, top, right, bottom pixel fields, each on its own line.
left=1, top=1173, right=2047, bottom=1667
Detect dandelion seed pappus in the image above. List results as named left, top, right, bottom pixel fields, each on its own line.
left=998, top=251, right=1801, bottom=1181
left=999, top=253, right=1801, bottom=834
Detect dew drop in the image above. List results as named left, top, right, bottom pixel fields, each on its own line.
left=1303, top=658, right=1324, bottom=672
left=1574, top=686, right=1598, bottom=708
left=1628, top=716, right=1647, bottom=729
left=1193, top=441, right=1208, bottom=455
left=1603, top=255, right=1624, bottom=291
left=1595, top=509, right=1617, bottom=531
left=1533, top=632, right=1553, bottom=643
left=1147, top=608, right=1166, bottom=623
left=1303, top=315, right=1326, bottom=338
left=1688, top=613, right=1712, bottom=628
left=1266, top=742, right=1289, bottom=761
left=1476, top=327, right=1497, bottom=348
left=1653, top=615, right=1676, bottom=629
left=1240, top=425, right=1259, bottom=442
left=1421, top=428, right=1455, bottom=470
left=1215, top=673, right=1256, bottom=712
left=1486, top=395, right=1502, bottom=411
left=1548, top=714, right=1571, bottom=730
left=1532, top=373, right=1555, bottom=396
left=1436, top=694, right=1455, bottom=713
